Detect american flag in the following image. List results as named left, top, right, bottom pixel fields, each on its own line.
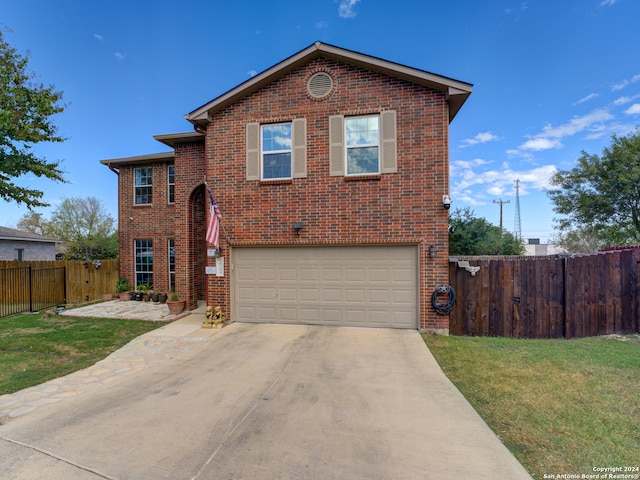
left=206, top=189, right=222, bottom=248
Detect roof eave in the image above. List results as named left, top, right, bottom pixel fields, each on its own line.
left=153, top=131, right=205, bottom=148
left=99, top=151, right=175, bottom=167
left=185, top=42, right=472, bottom=126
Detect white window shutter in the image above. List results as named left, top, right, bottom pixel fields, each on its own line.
left=292, top=118, right=307, bottom=178
left=380, top=110, right=397, bottom=173
left=246, top=123, right=260, bottom=180
left=329, top=115, right=344, bottom=176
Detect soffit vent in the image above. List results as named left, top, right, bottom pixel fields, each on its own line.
left=307, top=71, right=334, bottom=99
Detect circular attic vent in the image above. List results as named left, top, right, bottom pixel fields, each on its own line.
left=307, top=71, right=334, bottom=99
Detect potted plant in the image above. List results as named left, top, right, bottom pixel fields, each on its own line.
left=115, top=276, right=132, bottom=301
left=158, top=292, right=168, bottom=304
left=138, top=283, right=152, bottom=302
left=166, top=289, right=186, bottom=315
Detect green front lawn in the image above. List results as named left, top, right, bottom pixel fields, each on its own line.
left=423, top=333, right=640, bottom=479
left=0, top=312, right=163, bottom=395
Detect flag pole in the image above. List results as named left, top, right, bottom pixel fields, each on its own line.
left=204, top=179, right=231, bottom=245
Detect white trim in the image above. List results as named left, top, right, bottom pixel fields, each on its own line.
left=260, top=122, right=293, bottom=181
left=344, top=114, right=381, bottom=176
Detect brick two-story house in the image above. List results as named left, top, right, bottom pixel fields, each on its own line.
left=101, top=42, right=472, bottom=332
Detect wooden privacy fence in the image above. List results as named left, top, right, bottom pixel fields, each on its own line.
left=449, top=249, right=640, bottom=339
left=0, top=259, right=119, bottom=318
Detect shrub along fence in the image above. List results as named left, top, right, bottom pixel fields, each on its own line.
left=449, top=248, right=640, bottom=339
left=0, top=259, right=119, bottom=318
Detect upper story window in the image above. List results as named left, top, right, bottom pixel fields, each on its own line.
left=168, top=165, right=175, bottom=204
left=246, top=119, right=306, bottom=181
left=261, top=123, right=292, bottom=180
left=14, top=248, right=24, bottom=261
left=134, top=167, right=152, bottom=205
left=345, top=115, right=380, bottom=176
left=329, top=111, right=397, bottom=177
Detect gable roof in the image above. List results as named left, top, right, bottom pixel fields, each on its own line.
left=186, top=42, right=472, bottom=127
left=0, top=226, right=60, bottom=244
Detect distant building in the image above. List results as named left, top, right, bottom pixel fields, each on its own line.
left=524, top=238, right=564, bottom=256
left=0, top=226, right=60, bottom=261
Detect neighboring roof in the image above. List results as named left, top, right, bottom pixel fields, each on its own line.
left=99, top=151, right=175, bottom=167
left=0, top=226, right=60, bottom=244
left=186, top=41, right=473, bottom=126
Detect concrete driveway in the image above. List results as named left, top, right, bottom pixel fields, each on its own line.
left=0, top=323, right=531, bottom=479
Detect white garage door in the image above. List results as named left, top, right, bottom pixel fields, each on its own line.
left=233, top=245, right=417, bottom=329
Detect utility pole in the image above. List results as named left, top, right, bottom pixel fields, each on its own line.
left=493, top=198, right=510, bottom=233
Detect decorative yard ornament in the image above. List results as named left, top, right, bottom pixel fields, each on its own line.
left=204, top=306, right=227, bottom=329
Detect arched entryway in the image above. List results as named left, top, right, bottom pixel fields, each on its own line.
left=185, top=184, right=207, bottom=308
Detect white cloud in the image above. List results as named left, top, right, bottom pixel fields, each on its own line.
left=511, top=109, right=613, bottom=156
left=450, top=159, right=557, bottom=205
left=114, top=52, right=125, bottom=60
left=633, top=74, right=640, bottom=83
left=539, top=109, right=613, bottom=139
left=613, top=96, right=631, bottom=106
left=247, top=70, right=257, bottom=77
left=460, top=131, right=499, bottom=147
left=599, top=0, right=617, bottom=6
left=612, top=79, right=629, bottom=91
left=520, top=137, right=563, bottom=151
left=574, top=93, right=598, bottom=105
left=93, top=33, right=104, bottom=41
left=315, top=21, right=328, bottom=29
left=338, top=0, right=360, bottom=18
left=624, top=104, right=640, bottom=115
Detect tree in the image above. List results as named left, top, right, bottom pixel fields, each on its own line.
left=551, top=226, right=608, bottom=254
left=46, top=197, right=118, bottom=260
left=16, top=210, right=49, bottom=236
left=449, top=207, right=524, bottom=256
left=548, top=129, right=640, bottom=246
left=0, top=30, right=66, bottom=208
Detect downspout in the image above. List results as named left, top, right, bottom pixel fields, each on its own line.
left=106, top=163, right=120, bottom=175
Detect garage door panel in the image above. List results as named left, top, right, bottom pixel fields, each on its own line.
left=237, top=287, right=256, bottom=301
left=279, top=308, right=299, bottom=322
left=301, top=289, right=319, bottom=301
left=322, top=288, right=342, bottom=302
left=279, top=268, right=298, bottom=281
left=393, top=289, right=415, bottom=305
left=345, top=309, right=366, bottom=324
left=258, top=307, right=276, bottom=322
left=393, top=268, right=414, bottom=282
left=346, top=268, right=365, bottom=282
left=368, top=289, right=390, bottom=303
left=258, top=288, right=276, bottom=300
left=233, top=246, right=417, bottom=329
left=345, top=289, right=365, bottom=303
left=279, top=288, right=297, bottom=301
left=322, top=268, right=342, bottom=281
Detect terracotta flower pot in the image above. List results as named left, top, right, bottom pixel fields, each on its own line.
left=166, top=299, right=186, bottom=315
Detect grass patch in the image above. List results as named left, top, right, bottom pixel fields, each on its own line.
left=0, top=312, right=163, bottom=395
left=422, top=333, right=640, bottom=479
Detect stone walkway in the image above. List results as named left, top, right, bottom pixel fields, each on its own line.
left=0, top=301, right=218, bottom=422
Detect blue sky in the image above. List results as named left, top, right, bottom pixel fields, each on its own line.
left=2, top=0, right=639, bottom=242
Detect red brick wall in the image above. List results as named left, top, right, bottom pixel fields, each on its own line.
left=118, top=161, right=177, bottom=293
left=118, top=56, right=453, bottom=331
left=203, top=57, right=451, bottom=331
